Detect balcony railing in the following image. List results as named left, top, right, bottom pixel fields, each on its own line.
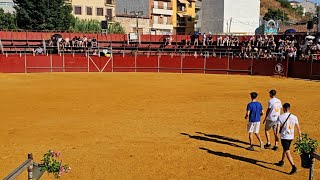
left=177, top=21, right=187, bottom=27
left=105, top=0, right=115, bottom=6
left=151, top=6, right=173, bottom=10
left=177, top=6, right=186, bottom=12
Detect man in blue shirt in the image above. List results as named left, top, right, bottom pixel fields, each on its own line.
left=245, top=92, right=264, bottom=151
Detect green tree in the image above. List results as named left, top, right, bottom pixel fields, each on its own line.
left=276, top=0, right=292, bottom=9
left=69, top=18, right=101, bottom=32
left=263, top=8, right=289, bottom=22
left=294, top=5, right=304, bottom=16
left=0, top=8, right=17, bottom=29
left=108, top=22, right=125, bottom=34
left=13, top=0, right=74, bottom=30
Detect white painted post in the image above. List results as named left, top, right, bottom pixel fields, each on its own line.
left=27, top=153, right=33, bottom=180
left=50, top=54, right=53, bottom=72
left=24, top=54, right=27, bottom=73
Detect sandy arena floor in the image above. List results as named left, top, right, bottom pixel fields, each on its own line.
left=0, top=73, right=319, bottom=180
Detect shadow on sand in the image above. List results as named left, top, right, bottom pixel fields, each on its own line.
left=199, top=147, right=288, bottom=174
left=180, top=132, right=246, bottom=149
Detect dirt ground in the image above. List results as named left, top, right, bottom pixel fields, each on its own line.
left=0, top=73, right=319, bottom=180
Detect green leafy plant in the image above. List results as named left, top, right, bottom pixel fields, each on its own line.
left=294, top=133, right=318, bottom=154
left=40, top=150, right=71, bottom=179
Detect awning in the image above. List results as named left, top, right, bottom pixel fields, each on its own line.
left=177, top=13, right=183, bottom=17
left=178, top=0, right=187, bottom=4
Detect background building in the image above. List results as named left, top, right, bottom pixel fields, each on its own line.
left=202, top=0, right=260, bottom=34
left=173, top=0, right=196, bottom=34
left=0, top=0, right=15, bottom=13
left=195, top=0, right=202, bottom=32
left=66, top=0, right=115, bottom=22
left=115, top=0, right=173, bottom=34
left=299, top=0, right=317, bottom=16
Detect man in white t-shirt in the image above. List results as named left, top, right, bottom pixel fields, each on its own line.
left=274, top=103, right=301, bottom=175
left=263, top=90, right=282, bottom=150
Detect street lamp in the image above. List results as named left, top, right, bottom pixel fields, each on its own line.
left=130, top=11, right=143, bottom=35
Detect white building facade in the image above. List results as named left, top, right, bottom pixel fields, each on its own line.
left=202, top=0, right=260, bottom=34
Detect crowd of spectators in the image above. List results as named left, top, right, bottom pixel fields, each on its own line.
left=48, top=36, right=98, bottom=50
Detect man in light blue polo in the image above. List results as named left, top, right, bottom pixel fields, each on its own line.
left=245, top=92, right=264, bottom=151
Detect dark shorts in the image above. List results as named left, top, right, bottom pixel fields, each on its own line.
left=281, top=139, right=293, bottom=151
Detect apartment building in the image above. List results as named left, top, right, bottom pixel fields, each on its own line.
left=195, top=0, right=202, bottom=32
left=0, top=0, right=15, bottom=13
left=66, top=0, right=115, bottom=22
left=172, top=0, right=196, bottom=34
left=202, top=0, right=260, bottom=34
left=114, top=0, right=173, bottom=34
left=150, top=0, right=174, bottom=34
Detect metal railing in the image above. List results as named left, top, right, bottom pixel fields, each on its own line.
left=3, top=153, right=44, bottom=180
left=310, top=152, right=320, bottom=180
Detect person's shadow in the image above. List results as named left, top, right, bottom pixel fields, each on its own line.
left=196, top=132, right=251, bottom=145
left=180, top=133, right=246, bottom=149
left=199, top=147, right=288, bottom=174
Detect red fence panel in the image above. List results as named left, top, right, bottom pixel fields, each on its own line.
left=159, top=55, right=181, bottom=73
left=0, top=31, right=12, bottom=40
left=182, top=56, right=205, bottom=73
left=51, top=55, right=64, bottom=72
left=0, top=55, right=25, bottom=73
left=229, top=58, right=252, bottom=75
left=136, top=55, right=158, bottom=72
left=26, top=55, right=51, bottom=73
left=63, top=54, right=88, bottom=72
left=113, top=55, right=135, bottom=72
left=288, top=61, right=311, bottom=79
left=205, top=57, right=228, bottom=74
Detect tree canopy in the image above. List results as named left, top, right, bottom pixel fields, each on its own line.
left=263, top=8, right=289, bottom=22
left=13, top=0, right=74, bottom=30
left=0, top=8, right=17, bottom=29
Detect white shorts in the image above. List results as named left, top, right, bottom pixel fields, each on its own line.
left=247, top=122, right=260, bottom=133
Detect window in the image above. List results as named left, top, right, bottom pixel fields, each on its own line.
left=86, top=7, right=92, bottom=15
left=97, top=8, right=104, bottom=16
left=154, top=1, right=158, bottom=9
left=163, top=2, right=167, bottom=10
left=163, top=17, right=168, bottom=24
left=188, top=1, right=192, bottom=8
left=74, top=6, right=82, bottom=15
left=188, top=17, right=192, bottom=21
left=154, top=16, right=159, bottom=23
left=106, top=9, right=112, bottom=19
left=106, top=0, right=112, bottom=4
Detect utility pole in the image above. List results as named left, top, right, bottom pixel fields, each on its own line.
left=229, top=17, right=232, bottom=33
left=130, top=11, right=143, bottom=35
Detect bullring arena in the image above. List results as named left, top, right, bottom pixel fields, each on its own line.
left=0, top=32, right=320, bottom=179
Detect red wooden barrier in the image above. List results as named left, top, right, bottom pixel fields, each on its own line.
left=0, top=55, right=25, bottom=73
left=205, top=57, right=228, bottom=74
left=182, top=56, right=205, bottom=73
left=113, top=55, right=135, bottom=72
left=159, top=55, right=181, bottom=73
left=136, top=55, right=158, bottom=72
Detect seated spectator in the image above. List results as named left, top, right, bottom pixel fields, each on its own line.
left=91, top=37, right=97, bottom=47
left=34, top=46, right=44, bottom=54
left=217, top=36, right=223, bottom=46
left=65, top=37, right=70, bottom=47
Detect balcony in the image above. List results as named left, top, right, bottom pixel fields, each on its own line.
left=152, top=23, right=173, bottom=30
left=105, top=0, right=115, bottom=6
left=152, top=6, right=173, bottom=16
left=177, top=6, right=187, bottom=12
left=177, top=21, right=187, bottom=27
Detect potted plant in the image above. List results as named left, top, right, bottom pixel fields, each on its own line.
left=294, top=133, right=318, bottom=168
left=39, top=150, right=71, bottom=179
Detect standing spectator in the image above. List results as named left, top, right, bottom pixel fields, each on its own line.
left=263, top=89, right=282, bottom=150
left=275, top=103, right=301, bottom=175
left=217, top=36, right=223, bottom=46
left=194, top=31, right=199, bottom=46
left=34, top=46, right=44, bottom=54
left=208, top=33, right=213, bottom=46
left=202, top=33, right=207, bottom=46
left=244, top=92, right=264, bottom=151
left=186, top=36, right=191, bottom=46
